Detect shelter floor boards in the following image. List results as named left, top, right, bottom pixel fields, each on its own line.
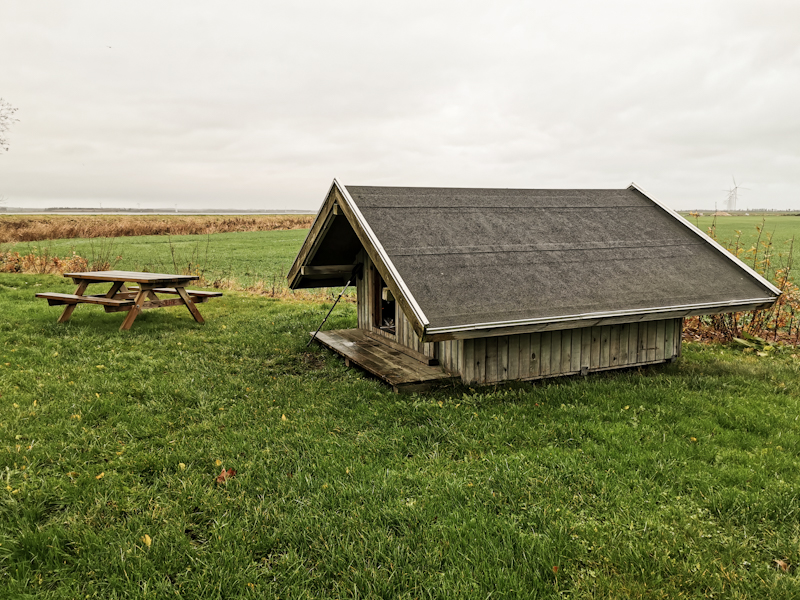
left=313, top=329, right=455, bottom=393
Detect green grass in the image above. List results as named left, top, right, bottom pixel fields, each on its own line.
left=3, top=269, right=800, bottom=598
left=2, top=229, right=311, bottom=291
left=688, top=216, right=800, bottom=270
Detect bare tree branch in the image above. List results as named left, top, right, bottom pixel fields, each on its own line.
left=0, top=98, right=19, bottom=152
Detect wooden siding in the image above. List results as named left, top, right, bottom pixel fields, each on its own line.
left=356, top=248, right=682, bottom=385
left=437, top=339, right=462, bottom=374
left=461, top=318, right=683, bottom=385
left=356, top=250, right=435, bottom=358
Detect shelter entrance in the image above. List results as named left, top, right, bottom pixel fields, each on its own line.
left=372, top=269, right=396, bottom=335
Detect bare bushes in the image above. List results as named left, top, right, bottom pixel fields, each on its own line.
left=0, top=214, right=313, bottom=244
left=684, top=219, right=800, bottom=345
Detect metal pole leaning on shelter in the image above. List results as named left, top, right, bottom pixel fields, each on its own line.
left=307, top=263, right=363, bottom=347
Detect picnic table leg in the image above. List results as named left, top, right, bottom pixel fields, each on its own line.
left=120, top=288, right=148, bottom=331
left=106, top=281, right=126, bottom=298
left=57, top=280, right=90, bottom=323
left=175, top=286, right=205, bottom=324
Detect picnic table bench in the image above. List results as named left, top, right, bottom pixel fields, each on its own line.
left=35, top=270, right=222, bottom=330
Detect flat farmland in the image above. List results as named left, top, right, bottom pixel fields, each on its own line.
left=2, top=216, right=800, bottom=598
left=688, top=215, right=800, bottom=268
left=2, top=229, right=310, bottom=292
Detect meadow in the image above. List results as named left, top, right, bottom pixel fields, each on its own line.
left=689, top=215, right=800, bottom=270
left=0, top=214, right=313, bottom=244
left=1, top=229, right=314, bottom=296
left=1, top=217, right=800, bottom=598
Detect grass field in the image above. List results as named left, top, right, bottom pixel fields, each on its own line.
left=0, top=214, right=313, bottom=244
left=2, top=223, right=800, bottom=598
left=690, top=216, right=800, bottom=270
left=2, top=229, right=312, bottom=294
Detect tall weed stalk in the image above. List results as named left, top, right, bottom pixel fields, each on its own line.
left=686, top=219, right=800, bottom=345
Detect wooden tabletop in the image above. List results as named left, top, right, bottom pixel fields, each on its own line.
left=63, top=270, right=199, bottom=284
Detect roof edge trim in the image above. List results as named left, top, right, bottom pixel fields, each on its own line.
left=425, top=297, right=778, bottom=336
left=628, top=182, right=782, bottom=296
left=335, top=180, right=430, bottom=328
left=286, top=180, right=340, bottom=289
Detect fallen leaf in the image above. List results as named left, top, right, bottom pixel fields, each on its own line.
left=215, top=459, right=223, bottom=466
left=281, top=414, right=288, bottom=421
left=142, top=534, right=152, bottom=547
left=179, top=463, right=186, bottom=470
left=95, top=472, right=105, bottom=480
left=775, top=559, right=790, bottom=572
left=216, top=467, right=237, bottom=484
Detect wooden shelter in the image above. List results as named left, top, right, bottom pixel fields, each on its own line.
left=289, top=180, right=780, bottom=391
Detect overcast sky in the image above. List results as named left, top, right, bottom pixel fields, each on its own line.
left=1, top=0, right=798, bottom=211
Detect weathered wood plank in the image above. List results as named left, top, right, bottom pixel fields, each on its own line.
left=619, top=323, right=630, bottom=364
left=315, top=329, right=453, bottom=387
left=580, top=327, right=592, bottom=370
left=664, top=317, right=675, bottom=360
left=485, top=337, right=499, bottom=382
left=549, top=330, right=561, bottom=375
left=540, top=332, right=552, bottom=377
left=498, top=336, right=509, bottom=380
left=570, top=329, right=581, bottom=373
left=36, top=292, right=134, bottom=307
left=655, top=320, right=666, bottom=361
left=463, top=339, right=474, bottom=383
left=590, top=327, right=601, bottom=369
left=629, top=323, right=639, bottom=364
left=646, top=321, right=658, bottom=362
left=474, top=337, right=487, bottom=384
left=300, top=265, right=354, bottom=277
left=363, top=330, right=438, bottom=365
left=560, top=330, right=572, bottom=374
left=507, top=335, right=520, bottom=380
left=599, top=325, right=610, bottom=368
left=530, top=332, right=541, bottom=378
left=518, top=334, right=530, bottom=379
left=637, top=321, right=648, bottom=362
left=610, top=325, right=620, bottom=366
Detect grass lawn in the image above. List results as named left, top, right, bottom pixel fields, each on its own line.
left=1, top=229, right=311, bottom=292
left=2, top=266, right=800, bottom=598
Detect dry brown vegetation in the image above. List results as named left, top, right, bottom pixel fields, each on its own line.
left=0, top=214, right=313, bottom=244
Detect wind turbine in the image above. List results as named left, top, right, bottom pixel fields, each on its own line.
left=725, top=177, right=748, bottom=212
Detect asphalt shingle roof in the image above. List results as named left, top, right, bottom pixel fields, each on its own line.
left=343, top=185, right=775, bottom=331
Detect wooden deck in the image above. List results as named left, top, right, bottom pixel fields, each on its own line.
left=313, top=329, right=455, bottom=393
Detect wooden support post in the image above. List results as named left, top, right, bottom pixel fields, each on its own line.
left=120, top=288, right=148, bottom=330
left=58, top=280, right=90, bottom=323
left=176, top=286, right=205, bottom=324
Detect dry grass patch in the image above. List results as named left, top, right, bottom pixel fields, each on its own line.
left=0, top=214, right=313, bottom=243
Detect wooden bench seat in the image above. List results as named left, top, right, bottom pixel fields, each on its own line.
left=35, top=293, right=135, bottom=307
left=127, top=287, right=223, bottom=297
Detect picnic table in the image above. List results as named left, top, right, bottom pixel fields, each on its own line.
left=35, top=270, right=222, bottom=330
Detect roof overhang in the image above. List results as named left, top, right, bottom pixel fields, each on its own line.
left=288, top=179, right=430, bottom=339
left=422, top=297, right=777, bottom=341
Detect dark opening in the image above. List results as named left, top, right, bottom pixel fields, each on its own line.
left=373, top=269, right=396, bottom=335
